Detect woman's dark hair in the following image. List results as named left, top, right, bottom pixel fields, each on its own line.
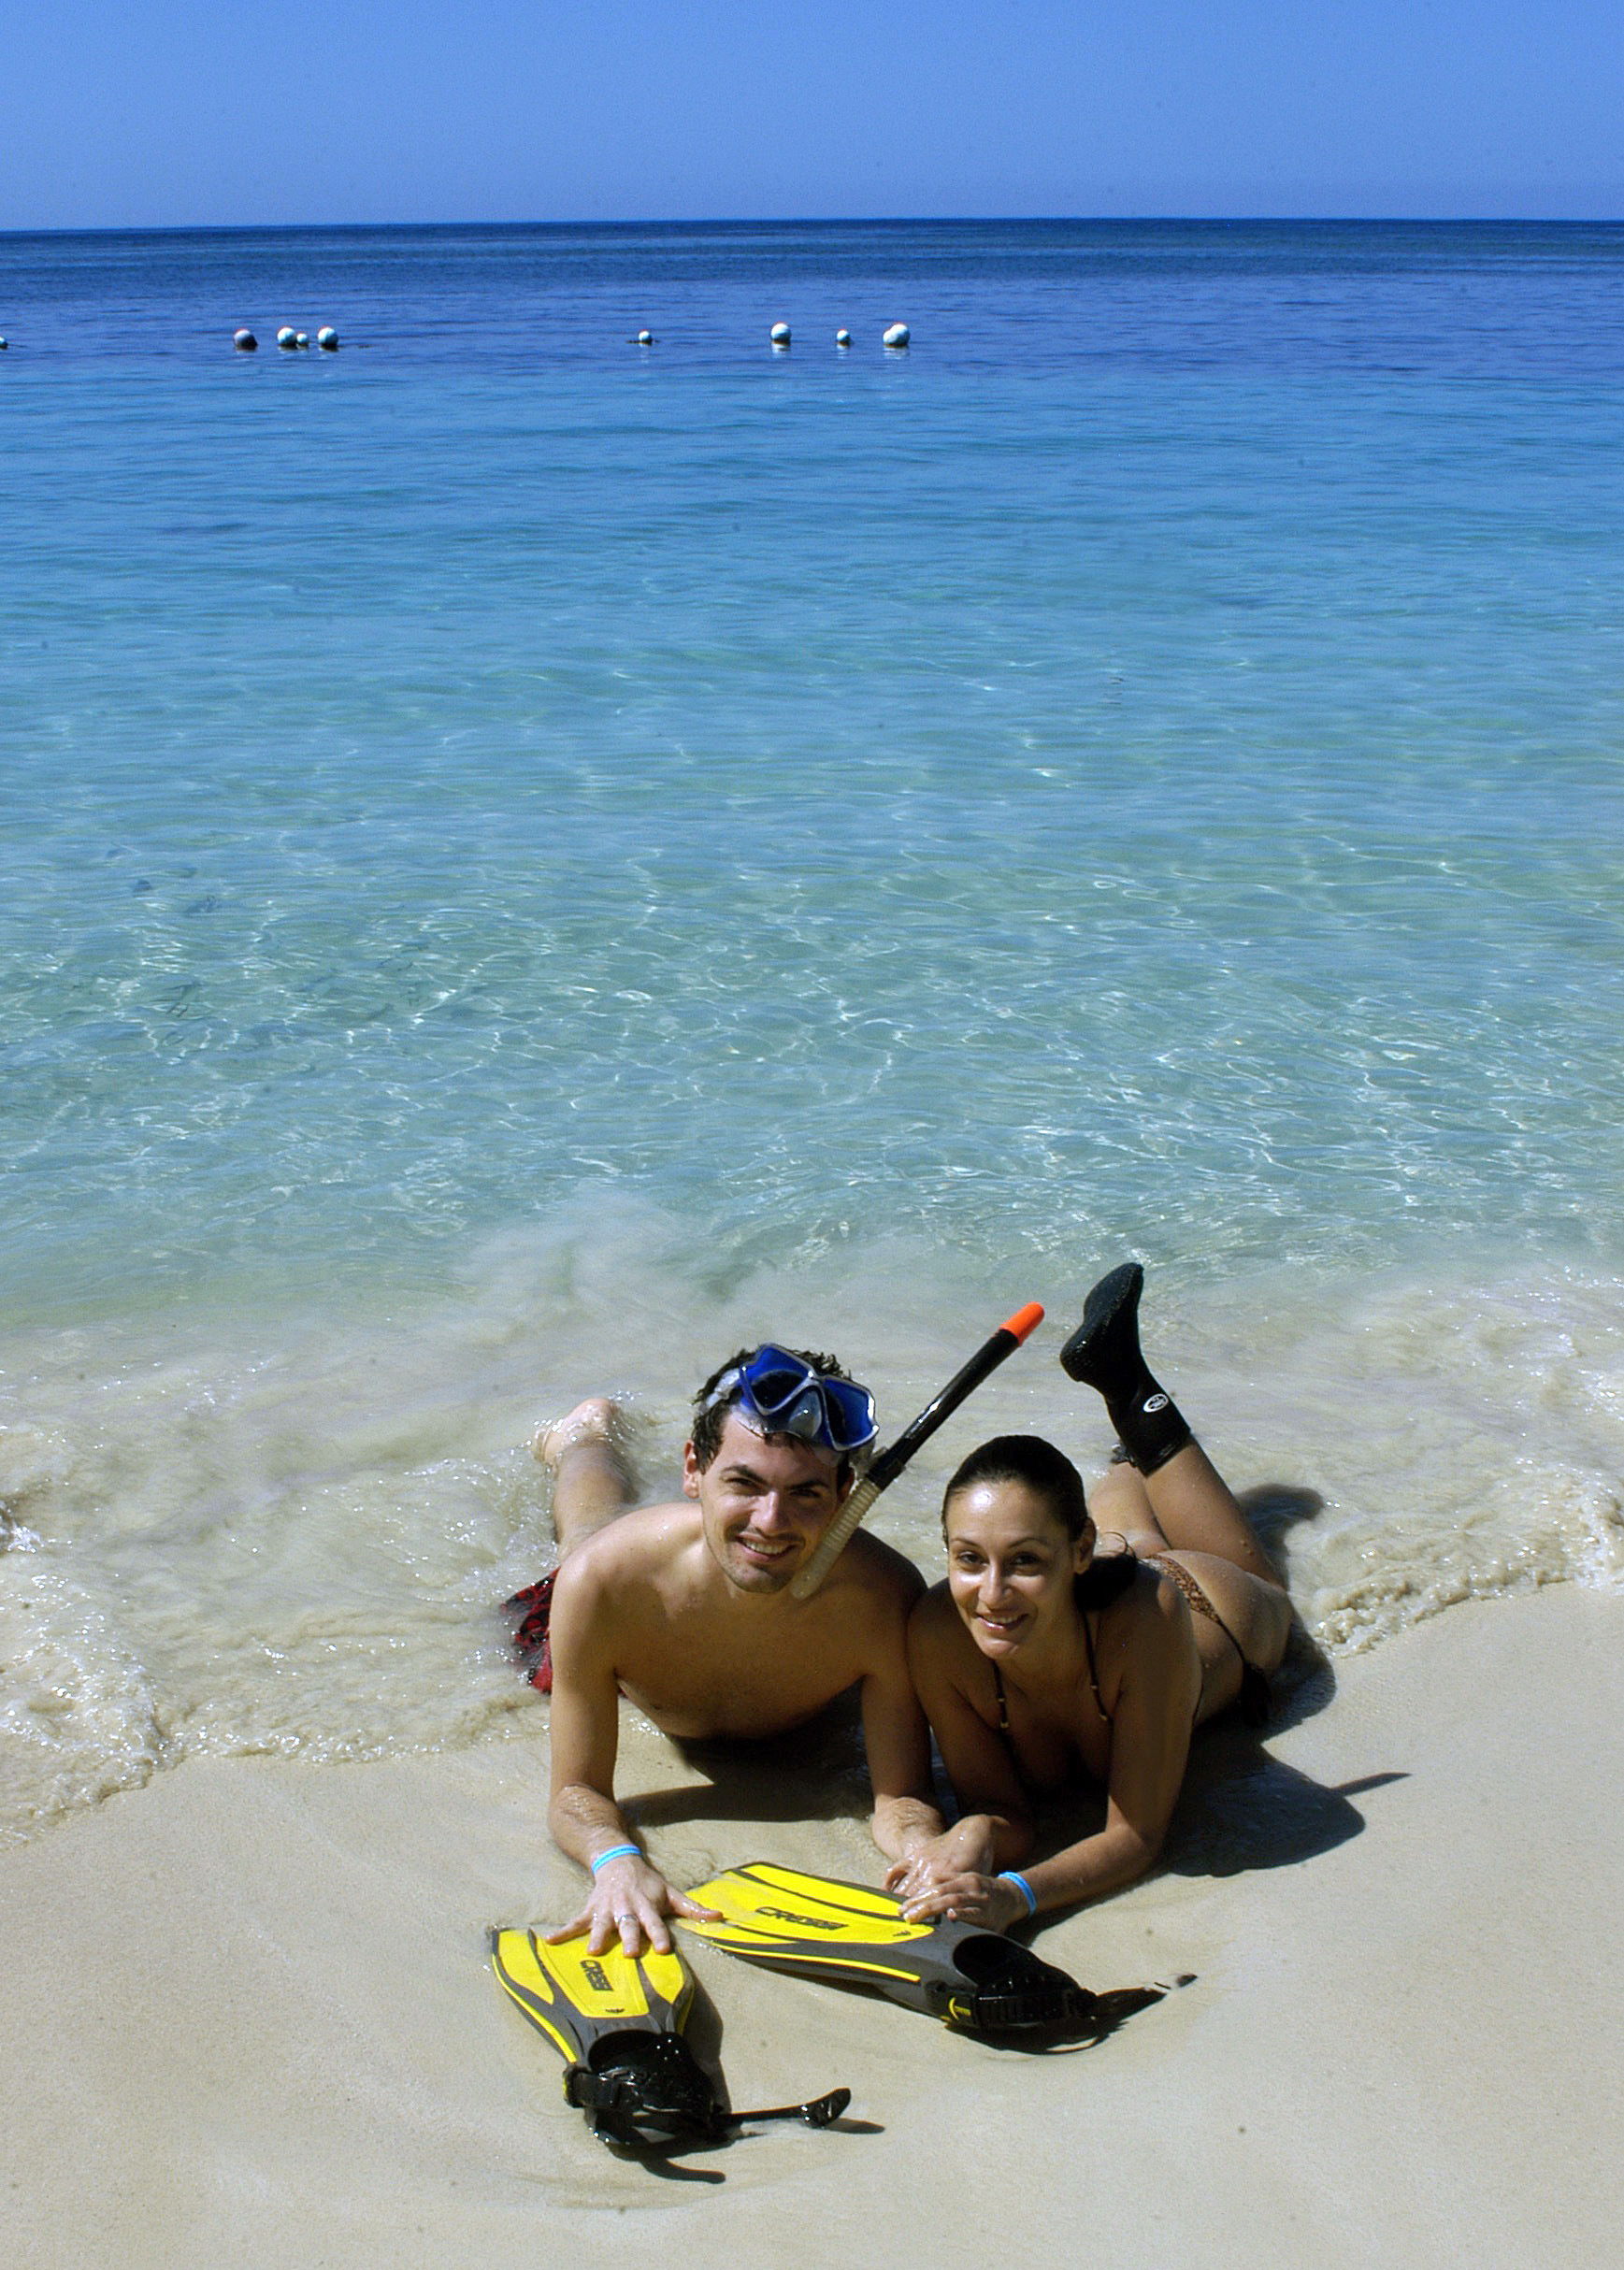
left=941, top=1434, right=1090, bottom=1541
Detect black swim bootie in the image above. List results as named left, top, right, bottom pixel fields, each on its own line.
left=1059, top=1263, right=1193, bottom=1476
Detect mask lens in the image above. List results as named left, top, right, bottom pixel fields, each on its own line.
left=736, top=1346, right=877, bottom=1452
left=820, top=1378, right=878, bottom=1450
left=741, top=1348, right=816, bottom=1415
left=778, top=1387, right=828, bottom=1443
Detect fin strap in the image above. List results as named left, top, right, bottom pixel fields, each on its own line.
left=936, top=1979, right=1098, bottom=2033
left=563, top=2033, right=721, bottom=2146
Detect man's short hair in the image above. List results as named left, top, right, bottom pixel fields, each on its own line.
left=690, top=1345, right=857, bottom=1473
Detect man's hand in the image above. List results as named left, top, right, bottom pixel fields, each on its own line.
left=545, top=1851, right=723, bottom=1958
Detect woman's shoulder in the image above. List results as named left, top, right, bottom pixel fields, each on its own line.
left=1089, top=1552, right=1190, bottom=1645
left=1098, top=1555, right=1195, bottom=1666
left=1078, top=1548, right=1162, bottom=1622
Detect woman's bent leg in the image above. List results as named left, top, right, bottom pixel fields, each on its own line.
left=1089, top=1459, right=1171, bottom=1558
left=1092, top=1458, right=1292, bottom=1695
left=1140, top=1442, right=1284, bottom=1588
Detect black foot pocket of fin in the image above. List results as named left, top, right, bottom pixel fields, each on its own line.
left=566, top=2039, right=854, bottom=2150
left=565, top=2033, right=725, bottom=2151
left=1059, top=1263, right=1145, bottom=1392
left=938, top=1933, right=1102, bottom=2036
left=945, top=1938, right=1175, bottom=2046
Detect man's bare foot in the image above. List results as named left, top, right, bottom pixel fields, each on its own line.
left=532, top=1397, right=623, bottom=1473
left=532, top=1399, right=640, bottom=1556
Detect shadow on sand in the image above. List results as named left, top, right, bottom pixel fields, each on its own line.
left=1176, top=1479, right=1405, bottom=1877
left=1030, top=1482, right=1404, bottom=1881
left=626, top=1481, right=1403, bottom=1901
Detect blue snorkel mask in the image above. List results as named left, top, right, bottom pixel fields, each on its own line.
left=702, top=1345, right=878, bottom=1457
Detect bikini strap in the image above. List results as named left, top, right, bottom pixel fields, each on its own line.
left=991, top=1604, right=1113, bottom=1735
left=1080, top=1607, right=1110, bottom=1726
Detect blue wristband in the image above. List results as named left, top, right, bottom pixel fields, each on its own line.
left=997, top=1869, right=1038, bottom=1917
left=590, top=1843, right=640, bottom=1874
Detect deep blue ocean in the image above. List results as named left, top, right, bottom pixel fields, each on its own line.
left=2, top=222, right=1621, bottom=1833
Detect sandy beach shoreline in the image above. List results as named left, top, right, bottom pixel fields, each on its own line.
left=3, top=1580, right=1618, bottom=2269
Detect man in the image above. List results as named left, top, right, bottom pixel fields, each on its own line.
left=520, top=1346, right=944, bottom=1957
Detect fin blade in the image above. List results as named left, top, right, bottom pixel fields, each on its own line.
left=677, top=1863, right=956, bottom=2019
left=491, top=1929, right=582, bottom=2063
left=685, top=1861, right=939, bottom=1948
left=490, top=1928, right=695, bottom=2066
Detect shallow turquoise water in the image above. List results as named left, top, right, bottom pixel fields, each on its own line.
left=3, top=223, right=1622, bottom=1835
left=5, top=222, right=1624, bottom=1315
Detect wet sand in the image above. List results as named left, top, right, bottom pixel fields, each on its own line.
left=3, top=1582, right=1619, bottom=2270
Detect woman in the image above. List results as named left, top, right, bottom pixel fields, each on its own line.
left=886, top=1264, right=1293, bottom=1928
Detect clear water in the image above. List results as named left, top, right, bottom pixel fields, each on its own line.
left=3, top=222, right=1622, bottom=1840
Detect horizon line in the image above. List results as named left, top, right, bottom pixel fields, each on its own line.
left=6, top=211, right=1624, bottom=243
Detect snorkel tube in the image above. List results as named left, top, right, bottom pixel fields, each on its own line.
left=789, top=1302, right=1045, bottom=1601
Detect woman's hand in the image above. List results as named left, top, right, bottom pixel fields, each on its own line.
left=884, top=1816, right=1002, bottom=1913
left=545, top=1854, right=721, bottom=1958
left=892, top=1865, right=1030, bottom=1931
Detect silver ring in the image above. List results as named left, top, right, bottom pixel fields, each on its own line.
left=612, top=1911, right=635, bottom=1923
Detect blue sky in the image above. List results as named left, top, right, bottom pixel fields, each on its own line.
left=3, top=0, right=1620, bottom=229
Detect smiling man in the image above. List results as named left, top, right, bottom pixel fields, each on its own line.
left=524, top=1347, right=943, bottom=1956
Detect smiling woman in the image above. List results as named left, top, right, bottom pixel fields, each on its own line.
left=887, top=1268, right=1293, bottom=1929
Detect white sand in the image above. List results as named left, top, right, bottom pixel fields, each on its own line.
left=3, top=1584, right=1620, bottom=2270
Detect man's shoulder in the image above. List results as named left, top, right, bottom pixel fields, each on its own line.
left=553, top=1499, right=699, bottom=1597
left=826, top=1528, right=927, bottom=1612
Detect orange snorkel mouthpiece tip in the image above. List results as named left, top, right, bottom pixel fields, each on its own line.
left=1001, top=1301, right=1045, bottom=1343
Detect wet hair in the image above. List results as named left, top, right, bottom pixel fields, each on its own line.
left=689, top=1345, right=856, bottom=1474
left=941, top=1434, right=1090, bottom=1541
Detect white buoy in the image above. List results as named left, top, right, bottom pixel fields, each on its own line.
left=836, top=328, right=851, bottom=347
left=277, top=325, right=297, bottom=349
left=294, top=331, right=309, bottom=349
left=316, top=326, right=338, bottom=350
left=233, top=328, right=257, bottom=351
left=884, top=323, right=911, bottom=350
left=770, top=321, right=791, bottom=345
left=0, top=336, right=9, bottom=351
left=637, top=329, right=654, bottom=344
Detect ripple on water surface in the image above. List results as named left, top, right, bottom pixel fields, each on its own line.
left=2, top=1221, right=1621, bottom=1844
left=3, top=224, right=1623, bottom=1837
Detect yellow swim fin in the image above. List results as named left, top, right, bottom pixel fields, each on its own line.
left=490, top=1926, right=850, bottom=2148
left=680, top=1861, right=1135, bottom=2038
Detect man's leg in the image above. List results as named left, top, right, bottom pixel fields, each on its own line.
left=534, top=1398, right=637, bottom=1559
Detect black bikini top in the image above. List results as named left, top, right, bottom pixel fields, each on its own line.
left=989, top=1550, right=1138, bottom=1733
